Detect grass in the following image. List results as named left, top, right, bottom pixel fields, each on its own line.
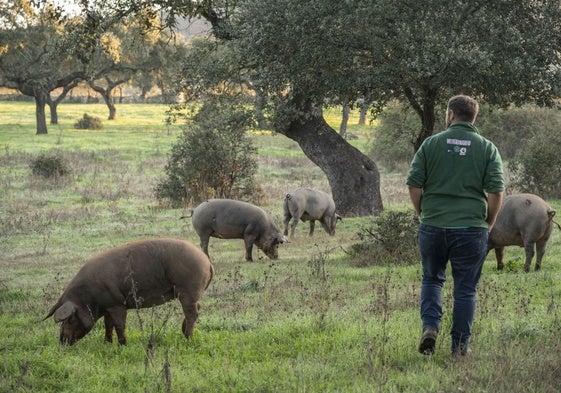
left=1, top=102, right=561, bottom=392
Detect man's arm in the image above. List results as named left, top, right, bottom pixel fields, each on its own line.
left=486, top=192, right=504, bottom=232
left=408, top=185, right=423, bottom=216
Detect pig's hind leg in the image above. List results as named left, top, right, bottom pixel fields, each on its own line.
left=494, top=247, right=505, bottom=270
left=179, top=293, right=201, bottom=338
left=523, top=242, right=536, bottom=272
left=534, top=238, right=549, bottom=271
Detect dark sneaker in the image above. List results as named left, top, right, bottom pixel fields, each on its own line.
left=418, top=328, right=438, bottom=355
left=452, top=343, right=469, bottom=357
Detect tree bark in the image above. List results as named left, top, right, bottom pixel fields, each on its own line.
left=404, top=86, right=438, bottom=151
left=283, top=112, right=383, bottom=217
left=46, top=79, right=80, bottom=125
left=34, top=92, right=48, bottom=135
left=358, top=103, right=368, bottom=126
left=90, top=86, right=117, bottom=120
left=339, top=104, right=350, bottom=137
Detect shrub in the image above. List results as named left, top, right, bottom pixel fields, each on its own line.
left=508, top=124, right=561, bottom=198
left=348, top=210, right=419, bottom=267
left=30, top=153, right=71, bottom=178
left=477, top=105, right=560, bottom=160
left=155, top=100, right=260, bottom=206
left=74, top=113, right=102, bottom=129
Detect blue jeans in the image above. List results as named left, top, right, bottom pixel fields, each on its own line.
left=418, top=224, right=488, bottom=352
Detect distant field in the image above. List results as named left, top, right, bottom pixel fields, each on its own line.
left=1, top=101, right=560, bottom=392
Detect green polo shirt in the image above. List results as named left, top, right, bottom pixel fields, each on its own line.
left=406, top=122, right=504, bottom=228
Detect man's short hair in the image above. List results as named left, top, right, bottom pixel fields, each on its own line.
left=447, top=95, right=479, bottom=123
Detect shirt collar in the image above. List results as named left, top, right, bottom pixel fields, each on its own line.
left=449, top=121, right=479, bottom=134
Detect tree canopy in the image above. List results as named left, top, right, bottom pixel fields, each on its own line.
left=0, top=1, right=85, bottom=134
left=226, top=0, right=561, bottom=149
left=0, top=1, right=188, bottom=133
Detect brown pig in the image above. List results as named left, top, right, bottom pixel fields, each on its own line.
left=44, top=238, right=214, bottom=345
left=191, top=199, right=287, bottom=261
left=488, top=193, right=560, bottom=272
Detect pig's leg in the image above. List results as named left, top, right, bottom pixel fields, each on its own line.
left=308, top=220, right=315, bottom=236
left=494, top=248, right=505, bottom=270
left=103, top=313, right=115, bottom=343
left=535, top=239, right=548, bottom=271
left=290, top=215, right=300, bottom=238
left=180, top=300, right=200, bottom=338
left=244, top=235, right=256, bottom=261
left=283, top=212, right=292, bottom=236
left=199, top=234, right=210, bottom=257
left=523, top=243, right=536, bottom=272
left=105, top=306, right=128, bottom=345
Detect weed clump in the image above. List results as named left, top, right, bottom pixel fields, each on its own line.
left=74, top=113, right=102, bottom=130
left=30, top=153, right=71, bottom=178
left=349, top=210, right=419, bottom=266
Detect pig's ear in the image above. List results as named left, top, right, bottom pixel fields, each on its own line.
left=75, top=306, right=95, bottom=331
left=53, top=301, right=76, bottom=322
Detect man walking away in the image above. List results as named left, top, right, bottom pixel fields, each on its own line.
left=406, top=95, right=504, bottom=356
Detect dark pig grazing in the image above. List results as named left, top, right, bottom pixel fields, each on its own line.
left=44, top=238, right=214, bottom=345
left=191, top=199, right=287, bottom=261
left=488, top=193, right=560, bottom=272
left=283, top=188, right=341, bottom=238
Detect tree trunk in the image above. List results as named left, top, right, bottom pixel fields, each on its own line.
left=46, top=79, right=79, bottom=125
left=97, top=90, right=117, bottom=120
left=339, top=104, right=350, bottom=137
left=358, top=103, right=368, bottom=126
left=414, top=102, right=435, bottom=151
left=47, top=99, right=58, bottom=125
left=90, top=79, right=123, bottom=120
left=404, top=86, right=438, bottom=151
left=108, top=99, right=117, bottom=120
left=283, top=112, right=383, bottom=217
left=254, top=91, right=269, bottom=129
left=35, top=93, right=48, bottom=135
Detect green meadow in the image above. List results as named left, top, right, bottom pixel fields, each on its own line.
left=1, top=102, right=560, bottom=392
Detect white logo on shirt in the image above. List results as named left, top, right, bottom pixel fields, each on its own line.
left=447, top=138, right=471, bottom=146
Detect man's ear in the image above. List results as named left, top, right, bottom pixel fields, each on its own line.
left=448, top=109, right=456, bottom=122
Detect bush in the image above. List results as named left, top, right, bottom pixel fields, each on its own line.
left=476, top=105, right=560, bottom=160
left=508, top=122, right=561, bottom=198
left=30, top=153, right=71, bottom=178
left=348, top=210, right=420, bottom=267
left=74, top=113, right=102, bottom=129
left=155, top=100, right=261, bottom=206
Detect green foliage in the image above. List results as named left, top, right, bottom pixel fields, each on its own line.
left=29, top=153, right=71, bottom=178
left=155, top=100, right=260, bottom=205
left=349, top=210, right=420, bottom=266
left=508, top=124, right=561, bottom=198
left=369, top=101, right=446, bottom=172
left=74, top=113, right=103, bottom=130
left=369, top=102, right=415, bottom=172
left=221, top=0, right=561, bottom=144
left=477, top=105, right=561, bottom=160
